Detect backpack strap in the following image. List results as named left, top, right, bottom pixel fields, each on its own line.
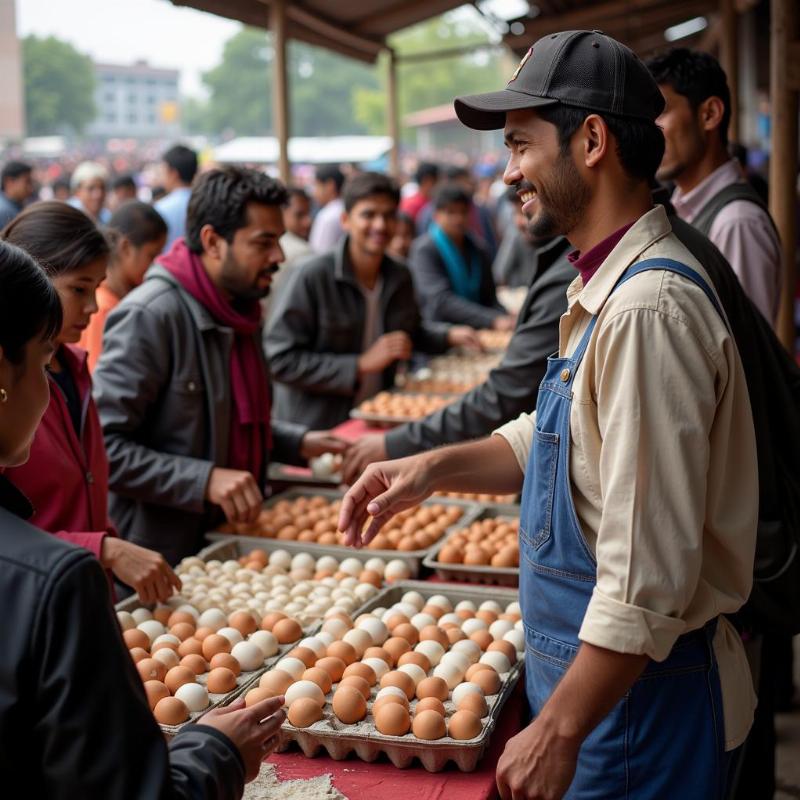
left=691, top=181, right=769, bottom=237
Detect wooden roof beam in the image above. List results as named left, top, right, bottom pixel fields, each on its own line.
left=353, top=0, right=467, bottom=36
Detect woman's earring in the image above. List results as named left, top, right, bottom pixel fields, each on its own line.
left=0, top=389, right=7, bottom=403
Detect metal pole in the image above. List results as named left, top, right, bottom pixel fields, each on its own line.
left=270, top=0, right=290, bottom=184
left=770, top=0, right=799, bottom=349
left=719, top=0, right=739, bottom=143
left=387, top=48, right=400, bottom=177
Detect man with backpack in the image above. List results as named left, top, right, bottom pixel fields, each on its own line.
left=647, top=49, right=781, bottom=325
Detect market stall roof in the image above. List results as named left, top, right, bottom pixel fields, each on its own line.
left=169, top=0, right=469, bottom=62
left=212, top=135, right=393, bottom=164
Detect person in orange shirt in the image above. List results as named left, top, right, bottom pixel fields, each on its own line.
left=80, top=200, right=167, bottom=370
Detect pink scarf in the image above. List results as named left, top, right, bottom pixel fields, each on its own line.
left=159, top=238, right=271, bottom=478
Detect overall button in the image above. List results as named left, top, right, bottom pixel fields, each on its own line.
left=560, top=368, right=571, bottom=382
left=187, top=381, right=197, bottom=392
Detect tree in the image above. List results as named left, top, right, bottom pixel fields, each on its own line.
left=22, top=35, right=96, bottom=136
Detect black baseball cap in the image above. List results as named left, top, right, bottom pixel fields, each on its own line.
left=455, top=30, right=664, bottom=130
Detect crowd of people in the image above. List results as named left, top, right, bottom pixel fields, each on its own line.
left=0, top=36, right=796, bottom=799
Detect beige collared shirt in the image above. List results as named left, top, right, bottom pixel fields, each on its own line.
left=496, top=206, right=758, bottom=750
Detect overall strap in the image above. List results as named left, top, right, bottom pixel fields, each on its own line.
left=691, top=181, right=769, bottom=237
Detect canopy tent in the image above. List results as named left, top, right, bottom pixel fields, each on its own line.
left=212, top=135, right=393, bottom=165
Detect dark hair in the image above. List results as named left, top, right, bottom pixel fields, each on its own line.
left=537, top=104, right=665, bottom=183
left=396, top=211, right=414, bottom=229
left=150, top=185, right=167, bottom=202
left=112, top=173, right=137, bottom=192
left=1, top=161, right=32, bottom=190
left=414, top=162, right=439, bottom=185
left=315, top=165, right=345, bottom=194
left=342, top=172, right=400, bottom=213
left=162, top=144, right=199, bottom=185
left=444, top=165, right=470, bottom=182
left=108, top=200, right=167, bottom=247
left=52, top=177, right=70, bottom=194
left=0, top=240, right=62, bottom=364
left=646, top=48, right=731, bottom=146
left=1, top=201, right=110, bottom=277
left=433, top=182, right=472, bottom=211
left=185, top=167, right=288, bottom=254
left=286, top=186, right=310, bottom=204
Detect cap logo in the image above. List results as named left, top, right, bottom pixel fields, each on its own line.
left=509, top=47, right=532, bottom=82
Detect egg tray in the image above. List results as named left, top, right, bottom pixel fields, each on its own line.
left=213, top=487, right=484, bottom=577
left=273, top=580, right=522, bottom=772
left=422, top=507, right=521, bottom=588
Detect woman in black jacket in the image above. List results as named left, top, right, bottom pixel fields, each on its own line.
left=0, top=240, right=284, bottom=799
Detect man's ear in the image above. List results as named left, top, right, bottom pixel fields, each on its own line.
left=199, top=224, right=224, bottom=262
left=581, top=114, right=609, bottom=169
left=698, top=96, right=726, bottom=135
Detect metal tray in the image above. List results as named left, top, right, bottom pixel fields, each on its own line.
left=273, top=580, right=522, bottom=772
left=423, top=507, right=521, bottom=587
left=213, top=487, right=483, bottom=578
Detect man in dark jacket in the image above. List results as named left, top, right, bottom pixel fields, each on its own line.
left=94, top=167, right=346, bottom=564
left=409, top=182, right=514, bottom=331
left=265, top=172, right=480, bottom=430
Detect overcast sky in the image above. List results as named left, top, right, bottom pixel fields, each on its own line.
left=16, top=0, right=242, bottom=97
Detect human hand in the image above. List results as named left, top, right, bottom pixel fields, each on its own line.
left=496, top=718, right=579, bottom=800
left=300, top=431, right=350, bottom=460
left=201, top=695, right=286, bottom=782
left=357, top=332, right=413, bottom=374
left=341, top=433, right=387, bottom=485
left=205, top=468, right=263, bottom=524
left=338, top=453, right=434, bottom=547
left=101, top=538, right=182, bottom=604
left=447, top=326, right=483, bottom=352
left=492, top=315, right=517, bottom=332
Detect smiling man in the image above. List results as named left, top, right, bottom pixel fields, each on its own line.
left=94, top=167, right=346, bottom=565
left=266, top=172, right=479, bottom=430
left=339, top=31, right=758, bottom=799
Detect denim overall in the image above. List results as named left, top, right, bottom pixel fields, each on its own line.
left=519, top=259, right=729, bottom=799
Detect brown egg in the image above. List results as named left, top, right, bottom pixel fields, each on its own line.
left=448, top=709, right=482, bottom=740
left=152, top=641, right=179, bottom=655
left=154, top=696, right=189, bottom=726
left=180, top=654, right=208, bottom=675
left=327, top=611, right=354, bottom=627
left=420, top=625, right=449, bottom=648
left=210, top=652, right=242, bottom=676
left=137, top=657, right=167, bottom=683
left=207, top=667, right=238, bottom=694
left=332, top=685, right=367, bottom=724
left=260, top=611, right=287, bottom=631
left=123, top=628, right=150, bottom=651
left=178, top=637, right=204, bottom=658
left=456, top=609, right=475, bottom=620
left=465, top=663, right=492, bottom=681
left=374, top=702, right=411, bottom=736
left=476, top=609, right=498, bottom=624
left=438, top=545, right=464, bottom=564
left=129, top=647, right=150, bottom=664
left=446, top=628, right=467, bottom=645
left=247, top=548, right=269, bottom=566
left=458, top=692, right=489, bottom=718
left=272, top=618, right=303, bottom=644
left=228, top=610, right=258, bottom=637
left=288, top=646, right=317, bottom=668
left=422, top=605, right=445, bottom=621
left=342, top=662, right=376, bottom=686
left=471, top=667, right=501, bottom=696
left=259, top=669, right=294, bottom=695
left=326, top=641, right=357, bottom=666
left=315, top=656, right=346, bottom=683
left=416, top=676, right=449, bottom=702
left=392, top=623, right=419, bottom=646
left=382, top=637, right=411, bottom=666
left=288, top=697, right=323, bottom=728
left=193, top=626, right=216, bottom=642
left=153, top=606, right=172, bottom=625
left=339, top=675, right=371, bottom=701
left=380, top=670, right=416, bottom=701
left=302, top=666, right=333, bottom=694
left=144, top=680, right=170, bottom=710
left=469, top=630, right=494, bottom=651
left=164, top=665, right=196, bottom=694
left=245, top=687, right=277, bottom=707
left=358, top=569, right=383, bottom=588
left=398, top=651, right=430, bottom=672
left=170, top=622, right=196, bottom=641
left=385, top=613, right=409, bottom=631
left=397, top=536, right=418, bottom=552
left=201, top=634, right=232, bottom=661
left=363, top=646, right=391, bottom=665
left=415, top=697, right=446, bottom=717
left=412, top=709, right=447, bottom=740
left=464, top=549, right=490, bottom=566
left=372, top=694, right=409, bottom=715
left=167, top=611, right=196, bottom=628
left=491, top=546, right=519, bottom=568
left=488, top=640, right=517, bottom=664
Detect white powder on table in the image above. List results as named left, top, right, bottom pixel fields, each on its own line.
left=243, top=762, right=347, bottom=800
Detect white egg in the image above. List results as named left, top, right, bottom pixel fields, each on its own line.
left=339, top=557, right=363, bottom=577
left=217, top=627, right=244, bottom=646
left=231, top=641, right=265, bottom=671
left=440, top=651, right=470, bottom=674
left=515, top=619, right=523, bottom=631
left=291, top=553, right=316, bottom=572
left=137, top=620, right=166, bottom=644
left=410, top=613, right=437, bottom=631
left=356, top=616, right=388, bottom=645
left=415, top=640, right=445, bottom=667
left=479, top=600, right=503, bottom=615
left=503, top=630, right=525, bottom=653
left=152, top=648, right=180, bottom=669
left=285, top=680, right=326, bottom=708
left=392, top=602, right=419, bottom=619
left=339, top=576, right=359, bottom=591
left=316, top=631, right=335, bottom=647
left=182, top=556, right=206, bottom=570
left=375, top=685, right=407, bottom=702
left=426, top=594, right=453, bottom=613
left=480, top=651, right=511, bottom=674
left=370, top=606, right=388, bottom=619
left=299, top=637, right=327, bottom=659
left=231, top=582, right=252, bottom=596
left=354, top=584, right=378, bottom=602
left=385, top=561, right=411, bottom=581
left=248, top=630, right=279, bottom=658
left=362, top=657, right=390, bottom=681
left=342, top=628, right=372, bottom=658
left=505, top=601, right=521, bottom=617
left=131, top=607, right=153, bottom=624
left=433, top=663, right=461, bottom=689
left=272, top=575, right=292, bottom=588
left=269, top=550, right=292, bottom=570
left=397, top=663, right=426, bottom=686
left=439, top=613, right=462, bottom=627
left=489, top=620, right=515, bottom=640
left=175, top=682, right=210, bottom=712
left=315, top=555, right=339, bottom=573
left=364, top=557, right=386, bottom=574
left=235, top=569, right=255, bottom=582
left=276, top=657, right=307, bottom=681
left=197, top=608, right=227, bottom=631
left=400, top=591, right=425, bottom=610
left=221, top=560, right=239, bottom=575
left=335, top=599, right=357, bottom=615
left=451, top=639, right=482, bottom=664
left=153, top=634, right=181, bottom=648
left=455, top=600, right=477, bottom=614
left=265, top=600, right=284, bottom=612
left=284, top=603, right=305, bottom=615
left=322, top=618, right=349, bottom=640
left=452, top=682, right=484, bottom=707
left=117, top=611, right=135, bottom=631
left=461, top=618, right=489, bottom=636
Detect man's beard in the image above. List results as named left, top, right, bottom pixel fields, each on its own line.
left=527, top=152, right=590, bottom=240
left=219, top=251, right=277, bottom=303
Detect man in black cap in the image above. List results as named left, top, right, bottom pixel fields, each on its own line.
left=340, top=30, right=757, bottom=799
